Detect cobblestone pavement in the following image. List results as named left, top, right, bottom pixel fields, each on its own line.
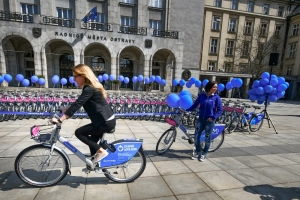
left=0, top=100, right=300, bottom=200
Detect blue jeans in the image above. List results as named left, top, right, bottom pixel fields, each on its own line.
left=194, top=118, right=215, bottom=156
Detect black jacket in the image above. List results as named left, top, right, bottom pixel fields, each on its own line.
left=65, top=85, right=113, bottom=126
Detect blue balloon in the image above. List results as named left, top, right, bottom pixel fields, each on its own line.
left=249, top=95, right=257, bottom=101
left=261, top=72, right=270, bottom=79
left=172, top=79, right=179, bottom=86
left=4, top=74, right=12, bottom=82
left=264, top=85, right=273, bottom=93
left=276, top=91, right=285, bottom=98
left=21, top=79, right=30, bottom=87
left=98, top=75, right=103, bottom=82
left=167, top=93, right=180, bottom=108
left=160, top=79, right=166, bottom=86
left=271, top=74, right=278, bottom=79
left=256, top=87, right=264, bottom=95
left=150, top=76, right=155, bottom=82
left=226, top=82, right=233, bottom=90
left=118, top=75, right=124, bottom=82
left=138, top=75, right=144, bottom=82
left=31, top=75, right=38, bottom=83
left=203, top=79, right=209, bottom=87
left=132, top=76, right=137, bottom=83
left=124, top=77, right=130, bottom=84
left=145, top=77, right=150, bottom=84
left=16, top=74, right=24, bottom=82
left=74, top=81, right=78, bottom=87
left=102, top=74, right=109, bottom=81
left=155, top=76, right=161, bottom=83
left=284, top=82, right=289, bottom=88
left=60, top=78, right=67, bottom=85
left=258, top=95, right=267, bottom=101
left=270, top=78, right=278, bottom=87
left=52, top=75, right=59, bottom=84
left=268, top=95, right=278, bottom=102
left=38, top=78, right=45, bottom=85
left=179, top=79, right=186, bottom=87
left=0, top=75, right=3, bottom=84
left=248, top=89, right=255, bottom=95
left=195, top=80, right=202, bottom=88
left=217, top=83, right=225, bottom=92
left=277, top=84, right=287, bottom=92
left=231, top=78, right=237, bottom=87
left=235, top=78, right=243, bottom=88
left=179, top=95, right=193, bottom=109
left=260, top=78, right=269, bottom=86
left=186, top=81, right=192, bottom=88
left=190, top=77, right=197, bottom=84
left=69, top=76, right=75, bottom=84
left=179, top=90, right=192, bottom=97
left=110, top=74, right=116, bottom=81
left=253, top=80, right=261, bottom=89
left=278, top=77, right=285, bottom=84
left=270, top=88, right=277, bottom=95
left=257, top=100, right=264, bottom=105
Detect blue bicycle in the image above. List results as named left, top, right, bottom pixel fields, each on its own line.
left=14, top=112, right=146, bottom=187
left=156, top=110, right=225, bottom=155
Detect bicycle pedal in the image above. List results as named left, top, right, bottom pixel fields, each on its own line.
left=82, top=168, right=90, bottom=174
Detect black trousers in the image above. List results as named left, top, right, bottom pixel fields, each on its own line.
left=75, top=119, right=116, bottom=155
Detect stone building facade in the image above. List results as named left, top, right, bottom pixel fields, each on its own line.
left=0, top=0, right=204, bottom=93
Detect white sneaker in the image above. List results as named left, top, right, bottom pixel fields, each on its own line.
left=93, top=150, right=109, bottom=163
left=199, top=155, right=206, bottom=162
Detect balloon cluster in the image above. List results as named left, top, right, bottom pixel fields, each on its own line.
left=166, top=90, right=193, bottom=109
left=225, top=78, right=243, bottom=91
left=248, top=72, right=289, bottom=104
left=172, top=78, right=202, bottom=88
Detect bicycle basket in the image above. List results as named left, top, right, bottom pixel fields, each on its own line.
left=30, top=125, right=40, bottom=138
left=30, top=125, right=52, bottom=143
left=166, top=117, right=177, bottom=126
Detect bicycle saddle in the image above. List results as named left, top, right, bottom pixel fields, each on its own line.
left=107, top=128, right=115, bottom=134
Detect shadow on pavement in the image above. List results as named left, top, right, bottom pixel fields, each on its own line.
left=244, top=184, right=300, bottom=200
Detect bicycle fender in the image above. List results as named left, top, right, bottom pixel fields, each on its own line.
left=100, top=139, right=143, bottom=168
left=43, top=144, right=72, bottom=175
left=200, top=124, right=225, bottom=142
left=251, top=113, right=264, bottom=125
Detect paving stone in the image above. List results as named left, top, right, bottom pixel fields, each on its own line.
left=182, top=159, right=222, bottom=173
left=254, top=166, right=300, bottom=183
left=257, top=154, right=298, bottom=166
left=177, top=192, right=222, bottom=200
left=249, top=184, right=300, bottom=200
left=209, top=157, right=249, bottom=170
left=216, top=187, right=263, bottom=200
left=281, top=164, right=300, bottom=176
left=35, top=184, right=85, bottom=200
left=0, top=187, right=40, bottom=200
left=233, top=156, right=274, bottom=168
left=153, top=160, right=192, bottom=175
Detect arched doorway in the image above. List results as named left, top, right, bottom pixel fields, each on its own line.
left=24, top=51, right=35, bottom=81
left=91, top=56, right=106, bottom=76
left=120, top=58, right=133, bottom=89
left=59, top=54, right=74, bottom=87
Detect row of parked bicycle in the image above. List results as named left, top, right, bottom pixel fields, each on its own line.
left=0, top=90, right=264, bottom=133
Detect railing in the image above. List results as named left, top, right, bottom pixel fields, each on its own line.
left=0, top=11, right=33, bottom=23
left=152, top=29, right=178, bottom=39
left=119, top=26, right=147, bottom=36
left=41, top=15, right=74, bottom=27
left=81, top=22, right=113, bottom=32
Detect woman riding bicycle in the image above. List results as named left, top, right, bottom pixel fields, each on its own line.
left=186, top=81, right=222, bottom=161
left=51, top=64, right=115, bottom=163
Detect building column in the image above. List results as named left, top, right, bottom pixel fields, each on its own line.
left=211, top=75, right=216, bottom=82
left=143, top=58, right=150, bottom=78
left=73, top=49, right=81, bottom=66
left=111, top=56, right=117, bottom=76
left=227, top=77, right=233, bottom=98
left=244, top=78, right=250, bottom=99
left=174, top=61, right=182, bottom=80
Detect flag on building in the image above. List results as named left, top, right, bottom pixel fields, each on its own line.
left=82, top=6, right=97, bottom=23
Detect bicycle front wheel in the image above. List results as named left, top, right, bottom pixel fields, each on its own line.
left=104, top=146, right=146, bottom=183
left=156, top=128, right=176, bottom=155
left=15, top=145, right=68, bottom=187
left=200, top=131, right=225, bottom=152
left=249, top=116, right=264, bottom=132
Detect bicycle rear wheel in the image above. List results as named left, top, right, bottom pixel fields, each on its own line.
left=200, top=131, right=225, bottom=152
left=249, top=116, right=264, bottom=132
left=103, top=147, right=146, bottom=183
left=156, top=128, right=176, bottom=155
left=15, top=145, right=68, bottom=187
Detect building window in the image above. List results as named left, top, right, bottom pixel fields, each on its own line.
left=210, top=38, right=218, bottom=54
left=228, top=19, right=237, bottom=32
left=248, top=1, right=254, bottom=12
left=149, top=0, right=163, bottom=8
left=257, top=43, right=264, bottom=58
left=91, top=57, right=106, bottom=75
left=212, top=16, right=221, bottom=31
left=92, top=13, right=105, bottom=23
left=208, top=62, right=216, bottom=71
left=289, top=43, right=296, bottom=58
left=21, top=3, right=39, bottom=14
left=225, top=63, right=233, bottom=72
left=278, top=6, right=284, bottom=17
left=245, top=21, right=252, bottom=34
left=292, top=24, right=299, bottom=36
left=275, top=25, right=281, bottom=37
left=242, top=42, right=250, bottom=56
left=215, top=0, right=222, bottom=7
left=263, top=4, right=270, bottom=15
left=121, top=16, right=134, bottom=26
left=260, top=23, right=268, bottom=36
left=57, top=8, right=72, bottom=19
left=226, top=40, right=234, bottom=55
left=286, top=65, right=293, bottom=76
left=149, top=20, right=162, bottom=29
left=273, top=44, right=278, bottom=52
left=239, top=64, right=248, bottom=73
left=232, top=0, right=238, bottom=10
left=121, top=0, right=135, bottom=4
